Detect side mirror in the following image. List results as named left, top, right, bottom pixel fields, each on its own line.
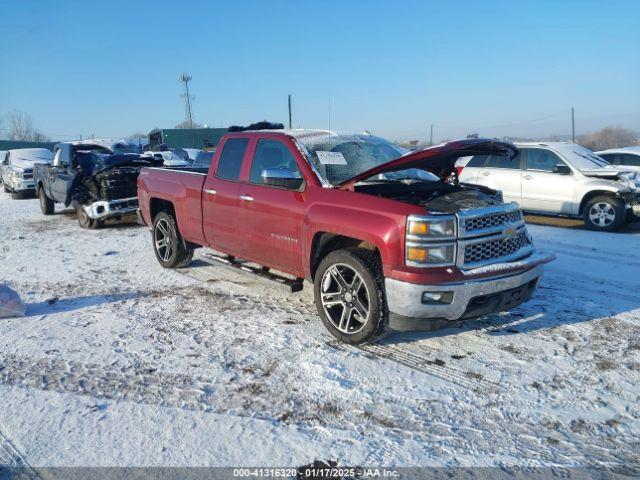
left=261, top=168, right=304, bottom=189
left=553, top=164, right=572, bottom=175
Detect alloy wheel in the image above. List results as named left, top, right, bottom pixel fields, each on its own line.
left=154, top=218, right=174, bottom=262
left=589, top=203, right=616, bottom=228
left=320, top=263, right=371, bottom=334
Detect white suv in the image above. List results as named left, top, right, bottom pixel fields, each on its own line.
left=458, top=142, right=640, bottom=231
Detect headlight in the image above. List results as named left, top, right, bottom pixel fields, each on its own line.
left=407, top=216, right=456, bottom=239
left=406, top=215, right=457, bottom=267
left=406, top=243, right=456, bottom=266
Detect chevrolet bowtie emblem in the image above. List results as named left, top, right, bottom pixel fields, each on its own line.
left=503, top=226, right=517, bottom=237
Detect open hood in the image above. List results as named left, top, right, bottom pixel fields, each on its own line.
left=76, top=153, right=163, bottom=176
left=580, top=168, right=631, bottom=179
left=337, top=138, right=518, bottom=190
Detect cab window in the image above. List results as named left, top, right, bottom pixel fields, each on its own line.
left=249, top=139, right=301, bottom=184
left=465, top=155, right=489, bottom=167
left=216, top=138, right=249, bottom=180
left=524, top=148, right=564, bottom=172
left=485, top=153, right=521, bottom=169
left=52, top=149, right=63, bottom=167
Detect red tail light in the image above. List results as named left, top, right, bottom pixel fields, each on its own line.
left=455, top=166, right=464, bottom=177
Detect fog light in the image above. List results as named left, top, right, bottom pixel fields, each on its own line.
left=421, top=291, right=454, bottom=304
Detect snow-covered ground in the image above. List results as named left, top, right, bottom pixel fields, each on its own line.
left=0, top=193, right=639, bottom=469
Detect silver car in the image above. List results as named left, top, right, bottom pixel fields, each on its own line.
left=1, top=148, right=54, bottom=198
left=596, top=146, right=640, bottom=173
left=458, top=142, right=640, bottom=231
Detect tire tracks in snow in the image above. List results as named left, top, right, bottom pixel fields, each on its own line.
left=178, top=260, right=503, bottom=394
left=325, top=340, right=500, bottom=393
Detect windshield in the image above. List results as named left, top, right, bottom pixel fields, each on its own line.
left=553, top=144, right=612, bottom=170
left=13, top=149, right=53, bottom=165
left=298, top=133, right=436, bottom=185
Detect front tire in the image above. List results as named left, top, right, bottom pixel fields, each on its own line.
left=152, top=211, right=194, bottom=268
left=76, top=206, right=102, bottom=229
left=314, top=248, right=388, bottom=345
left=38, top=187, right=54, bottom=215
left=583, top=195, right=625, bottom=232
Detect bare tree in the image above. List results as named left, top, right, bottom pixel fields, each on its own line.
left=6, top=110, right=50, bottom=142
left=578, top=126, right=638, bottom=151
left=127, top=131, right=148, bottom=139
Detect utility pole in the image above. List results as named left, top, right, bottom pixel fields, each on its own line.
left=288, top=94, right=292, bottom=129
left=429, top=124, right=434, bottom=146
left=571, top=107, right=575, bottom=143
left=180, top=73, right=194, bottom=129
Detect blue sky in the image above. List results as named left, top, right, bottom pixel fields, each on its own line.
left=1, top=0, right=639, bottom=142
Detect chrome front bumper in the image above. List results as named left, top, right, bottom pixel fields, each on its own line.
left=385, top=255, right=553, bottom=329
left=9, top=180, right=35, bottom=192
left=83, top=197, right=139, bottom=219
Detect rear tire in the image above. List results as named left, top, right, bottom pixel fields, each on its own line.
left=152, top=211, right=194, bottom=268
left=314, top=248, right=388, bottom=345
left=76, top=206, right=101, bottom=229
left=11, top=191, right=22, bottom=200
left=3, top=184, right=10, bottom=193
left=38, top=187, right=54, bottom=215
left=583, top=195, right=625, bottom=232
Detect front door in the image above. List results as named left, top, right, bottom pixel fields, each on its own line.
left=520, top=148, right=575, bottom=214
left=235, top=138, right=306, bottom=276
left=49, top=147, right=73, bottom=203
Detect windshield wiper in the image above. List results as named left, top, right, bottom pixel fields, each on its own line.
left=574, top=151, right=609, bottom=167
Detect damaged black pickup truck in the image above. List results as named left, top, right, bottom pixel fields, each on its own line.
left=34, top=141, right=162, bottom=228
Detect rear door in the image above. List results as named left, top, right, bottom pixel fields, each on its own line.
left=234, top=136, right=307, bottom=276
left=476, top=152, right=523, bottom=204
left=520, top=147, right=575, bottom=214
left=202, top=137, right=250, bottom=254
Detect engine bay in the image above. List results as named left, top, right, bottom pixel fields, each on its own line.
left=354, top=180, right=504, bottom=213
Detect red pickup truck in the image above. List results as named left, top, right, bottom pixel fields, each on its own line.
left=137, top=130, right=554, bottom=344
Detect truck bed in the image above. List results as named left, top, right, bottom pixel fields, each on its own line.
left=137, top=166, right=208, bottom=246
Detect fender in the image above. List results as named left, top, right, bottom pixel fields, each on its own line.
left=302, top=203, right=405, bottom=278
left=576, top=180, right=632, bottom=215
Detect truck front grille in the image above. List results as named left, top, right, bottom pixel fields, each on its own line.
left=453, top=203, right=533, bottom=269
left=462, top=230, right=531, bottom=267
left=464, top=210, right=522, bottom=233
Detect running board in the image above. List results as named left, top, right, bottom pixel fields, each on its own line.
left=200, top=251, right=304, bottom=293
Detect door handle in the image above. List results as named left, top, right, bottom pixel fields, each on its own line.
left=482, top=171, right=490, bottom=176
left=239, top=195, right=254, bottom=202
left=523, top=175, right=533, bottom=180
left=204, top=189, right=217, bottom=195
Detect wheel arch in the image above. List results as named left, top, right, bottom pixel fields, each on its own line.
left=309, top=232, right=381, bottom=281
left=579, top=190, right=621, bottom=215
left=149, top=197, right=176, bottom=221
